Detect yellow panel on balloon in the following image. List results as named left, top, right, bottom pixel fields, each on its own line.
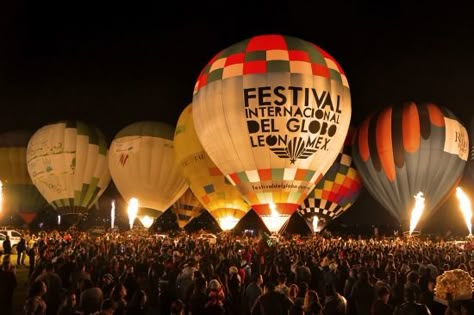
left=174, top=104, right=250, bottom=228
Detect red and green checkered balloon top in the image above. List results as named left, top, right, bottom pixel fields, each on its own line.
left=193, top=34, right=349, bottom=94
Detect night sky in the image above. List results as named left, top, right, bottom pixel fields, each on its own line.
left=1, top=2, right=473, bottom=232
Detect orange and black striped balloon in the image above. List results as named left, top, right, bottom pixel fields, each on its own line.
left=352, top=102, right=468, bottom=223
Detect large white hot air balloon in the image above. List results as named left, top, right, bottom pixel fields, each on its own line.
left=26, top=121, right=111, bottom=216
left=192, top=34, right=352, bottom=232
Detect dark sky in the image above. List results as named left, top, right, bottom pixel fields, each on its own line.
left=1, top=1, right=473, bottom=231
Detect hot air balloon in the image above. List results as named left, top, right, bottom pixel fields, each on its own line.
left=174, top=104, right=250, bottom=230
left=0, top=130, right=48, bottom=224
left=462, top=116, right=474, bottom=191
left=192, top=34, right=351, bottom=232
left=171, top=188, right=204, bottom=229
left=108, top=121, right=188, bottom=221
left=298, top=128, right=362, bottom=232
left=352, top=102, right=469, bottom=231
left=26, top=121, right=111, bottom=218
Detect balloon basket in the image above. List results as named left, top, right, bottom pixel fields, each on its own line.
left=403, top=230, right=421, bottom=238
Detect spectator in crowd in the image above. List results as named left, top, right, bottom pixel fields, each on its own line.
left=35, top=262, right=63, bottom=315
left=393, top=286, right=431, bottom=315
left=351, top=270, right=374, bottom=315
left=97, top=299, right=116, bottom=315
left=251, top=280, right=294, bottom=315
left=17, top=236, right=27, bottom=266
left=323, top=284, right=347, bottom=315
left=57, top=291, right=81, bottom=315
left=370, top=285, right=392, bottom=315
left=80, top=278, right=104, bottom=315
left=126, top=289, right=148, bottom=315
left=205, top=279, right=226, bottom=315
left=0, top=259, right=17, bottom=315
left=24, top=280, right=47, bottom=315
left=2, top=235, right=12, bottom=257
left=111, top=283, right=128, bottom=315
left=303, top=290, right=323, bottom=315
left=188, top=276, right=208, bottom=315
left=244, top=273, right=263, bottom=314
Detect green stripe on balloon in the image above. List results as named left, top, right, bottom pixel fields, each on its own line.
left=114, top=121, right=175, bottom=140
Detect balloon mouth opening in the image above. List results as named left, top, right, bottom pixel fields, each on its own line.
left=261, top=214, right=290, bottom=233
left=138, top=215, right=154, bottom=229
left=311, top=215, right=327, bottom=233
left=252, top=203, right=297, bottom=216
left=218, top=216, right=239, bottom=231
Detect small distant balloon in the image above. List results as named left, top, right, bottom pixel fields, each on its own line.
left=108, top=121, right=188, bottom=218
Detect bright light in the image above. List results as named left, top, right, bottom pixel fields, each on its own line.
left=219, top=216, right=239, bottom=231
left=409, top=192, right=425, bottom=235
left=111, top=200, right=115, bottom=229
left=312, top=215, right=319, bottom=233
left=138, top=215, right=154, bottom=229
left=0, top=180, right=3, bottom=214
left=261, top=203, right=290, bottom=233
left=456, top=187, right=472, bottom=236
left=127, top=198, right=139, bottom=229
left=57, top=215, right=61, bottom=225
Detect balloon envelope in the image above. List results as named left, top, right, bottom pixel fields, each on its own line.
left=26, top=121, right=111, bottom=216
left=352, top=102, right=468, bottom=223
left=192, top=34, right=351, bottom=219
left=298, top=129, right=362, bottom=231
left=108, top=121, right=188, bottom=216
left=171, top=188, right=204, bottom=229
left=461, top=116, right=474, bottom=191
left=0, top=130, right=48, bottom=221
left=174, top=104, right=250, bottom=230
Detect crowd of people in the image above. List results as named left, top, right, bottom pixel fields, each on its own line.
left=1, top=227, right=474, bottom=315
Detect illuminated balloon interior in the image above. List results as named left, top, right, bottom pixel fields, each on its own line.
left=219, top=215, right=239, bottom=231
left=312, top=215, right=319, bottom=233
left=261, top=203, right=290, bottom=233
left=311, top=215, right=328, bottom=233
left=138, top=215, right=154, bottom=229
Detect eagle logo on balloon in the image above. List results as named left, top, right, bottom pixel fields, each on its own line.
left=270, top=137, right=317, bottom=164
